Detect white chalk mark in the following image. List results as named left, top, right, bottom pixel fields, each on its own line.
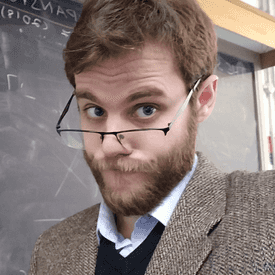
left=34, top=218, right=65, bottom=222
left=55, top=150, right=88, bottom=197
left=55, top=172, right=69, bottom=197
left=28, top=140, right=36, bottom=163
left=70, top=168, right=87, bottom=188
left=61, top=29, right=71, bottom=37
left=51, top=150, right=88, bottom=190
left=37, top=123, right=47, bottom=131
left=19, top=270, right=27, bottom=275
left=7, top=74, right=17, bottom=90
left=25, top=95, right=36, bottom=100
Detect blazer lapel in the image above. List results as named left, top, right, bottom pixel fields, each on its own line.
left=145, top=152, right=227, bottom=275
left=64, top=228, right=99, bottom=274
left=55, top=207, right=99, bottom=275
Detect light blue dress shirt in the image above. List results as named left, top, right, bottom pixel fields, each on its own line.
left=96, top=153, right=198, bottom=258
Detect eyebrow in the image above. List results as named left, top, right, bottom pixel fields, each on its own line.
left=125, top=89, right=167, bottom=103
left=75, top=90, right=102, bottom=104
left=75, top=88, right=167, bottom=105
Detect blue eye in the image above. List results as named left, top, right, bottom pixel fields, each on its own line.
left=136, top=106, right=156, bottom=118
left=87, top=107, right=104, bottom=117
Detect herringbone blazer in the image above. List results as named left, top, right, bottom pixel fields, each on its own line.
left=28, top=152, right=275, bottom=274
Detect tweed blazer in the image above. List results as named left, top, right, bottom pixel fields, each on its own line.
left=28, top=152, right=275, bottom=275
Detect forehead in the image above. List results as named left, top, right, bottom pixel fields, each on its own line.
left=74, top=41, right=186, bottom=102
left=85, top=42, right=177, bottom=74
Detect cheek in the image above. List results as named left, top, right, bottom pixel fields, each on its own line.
left=80, top=116, right=91, bottom=130
left=83, top=133, right=102, bottom=153
left=164, top=131, right=186, bottom=152
left=166, top=116, right=190, bottom=143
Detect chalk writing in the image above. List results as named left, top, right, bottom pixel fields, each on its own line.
left=61, top=29, right=71, bottom=37
left=0, top=2, right=75, bottom=46
left=4, top=0, right=78, bottom=22
left=1, top=4, right=49, bottom=30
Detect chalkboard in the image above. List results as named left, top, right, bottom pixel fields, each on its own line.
left=0, top=1, right=260, bottom=274
left=196, top=50, right=259, bottom=172
left=0, top=1, right=104, bottom=274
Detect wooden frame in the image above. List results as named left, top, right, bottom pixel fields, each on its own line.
left=197, top=0, right=275, bottom=69
left=260, top=49, right=275, bottom=69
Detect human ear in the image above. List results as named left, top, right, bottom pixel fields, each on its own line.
left=196, top=75, right=218, bottom=123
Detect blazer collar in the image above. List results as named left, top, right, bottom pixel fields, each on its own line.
left=51, top=204, right=100, bottom=274
left=145, top=151, right=227, bottom=275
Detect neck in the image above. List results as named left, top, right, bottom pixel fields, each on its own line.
left=116, top=214, right=141, bottom=239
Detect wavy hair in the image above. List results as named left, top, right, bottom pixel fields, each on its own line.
left=64, top=0, right=217, bottom=106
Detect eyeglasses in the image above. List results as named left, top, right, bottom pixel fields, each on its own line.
left=56, top=78, right=201, bottom=149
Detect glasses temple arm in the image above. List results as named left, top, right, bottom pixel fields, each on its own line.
left=56, top=93, right=75, bottom=131
left=169, top=78, right=201, bottom=129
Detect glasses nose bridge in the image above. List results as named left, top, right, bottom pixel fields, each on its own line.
left=100, top=131, right=124, bottom=145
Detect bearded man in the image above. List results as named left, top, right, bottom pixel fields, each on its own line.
left=29, top=0, right=275, bottom=274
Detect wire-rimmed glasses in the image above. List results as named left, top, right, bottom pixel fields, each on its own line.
left=56, top=78, right=201, bottom=149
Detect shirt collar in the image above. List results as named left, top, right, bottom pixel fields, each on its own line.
left=149, top=153, right=198, bottom=226
left=96, top=153, right=198, bottom=242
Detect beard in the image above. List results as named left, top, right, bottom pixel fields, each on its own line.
left=83, top=111, right=197, bottom=217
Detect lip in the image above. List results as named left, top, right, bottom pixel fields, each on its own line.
left=104, top=169, right=141, bottom=176
left=111, top=169, right=139, bottom=174
left=105, top=167, right=138, bottom=172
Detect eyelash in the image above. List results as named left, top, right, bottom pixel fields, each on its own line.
left=132, top=103, right=159, bottom=117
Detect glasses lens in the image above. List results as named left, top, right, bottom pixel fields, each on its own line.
left=116, top=129, right=165, bottom=147
left=60, top=130, right=84, bottom=149
left=60, top=129, right=165, bottom=149
left=58, top=95, right=84, bottom=149
left=60, top=131, right=103, bottom=150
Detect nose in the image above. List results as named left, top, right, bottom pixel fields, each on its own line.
left=100, top=133, right=132, bottom=158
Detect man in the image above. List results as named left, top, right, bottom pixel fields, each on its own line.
left=29, top=0, right=275, bottom=274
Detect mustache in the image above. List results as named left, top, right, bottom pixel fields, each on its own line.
left=85, top=153, right=159, bottom=173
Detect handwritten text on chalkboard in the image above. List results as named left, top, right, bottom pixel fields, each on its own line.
left=1, top=4, right=49, bottom=29
left=2, top=0, right=79, bottom=24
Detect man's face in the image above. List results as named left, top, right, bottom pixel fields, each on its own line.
left=74, top=41, right=198, bottom=216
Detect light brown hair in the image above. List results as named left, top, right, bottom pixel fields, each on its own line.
left=64, top=0, right=217, bottom=106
